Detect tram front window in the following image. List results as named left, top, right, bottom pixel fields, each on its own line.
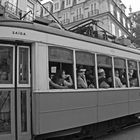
left=0, top=46, right=13, bottom=84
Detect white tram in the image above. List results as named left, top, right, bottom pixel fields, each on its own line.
left=0, top=19, right=140, bottom=140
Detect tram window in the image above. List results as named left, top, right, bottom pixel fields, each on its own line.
left=49, top=46, right=74, bottom=89
left=19, top=48, right=29, bottom=84
left=0, top=46, right=13, bottom=84
left=76, top=51, right=96, bottom=89
left=127, top=60, right=138, bottom=87
left=114, top=58, right=127, bottom=88
left=97, top=55, right=112, bottom=88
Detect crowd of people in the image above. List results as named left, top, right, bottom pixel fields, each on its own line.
left=49, top=66, right=138, bottom=89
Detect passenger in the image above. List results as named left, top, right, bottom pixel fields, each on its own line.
left=51, top=70, right=73, bottom=89
left=49, top=78, right=67, bottom=89
left=114, top=70, right=123, bottom=88
left=0, top=71, right=8, bottom=81
left=77, top=67, right=88, bottom=88
left=120, top=69, right=127, bottom=86
left=98, top=69, right=110, bottom=88
left=86, top=69, right=95, bottom=88
left=107, top=70, right=113, bottom=87
left=128, top=69, right=138, bottom=87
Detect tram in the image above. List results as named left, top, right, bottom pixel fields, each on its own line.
left=0, top=18, right=140, bottom=140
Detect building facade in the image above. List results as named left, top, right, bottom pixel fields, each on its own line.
left=0, top=0, right=42, bottom=21
left=0, top=0, right=132, bottom=38
left=44, top=0, right=132, bottom=37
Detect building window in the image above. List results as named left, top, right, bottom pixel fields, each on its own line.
left=117, top=11, right=120, bottom=22
left=8, top=0, right=17, bottom=6
left=128, top=23, right=131, bottom=32
left=118, top=29, right=122, bottom=37
left=110, top=4, right=114, bottom=15
left=123, top=17, right=126, bottom=27
left=111, top=23, right=115, bottom=36
left=54, top=2, right=59, bottom=11
left=66, top=0, right=71, bottom=6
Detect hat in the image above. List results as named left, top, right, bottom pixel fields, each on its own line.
left=98, top=69, right=104, bottom=73
left=79, top=68, right=86, bottom=72
left=77, top=66, right=86, bottom=73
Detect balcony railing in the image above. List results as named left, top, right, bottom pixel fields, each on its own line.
left=88, top=9, right=99, bottom=17
left=73, top=14, right=83, bottom=22
left=5, top=1, right=22, bottom=18
left=4, top=1, right=34, bottom=21
left=61, top=19, right=70, bottom=24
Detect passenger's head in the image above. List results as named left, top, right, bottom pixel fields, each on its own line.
left=115, top=70, right=119, bottom=77
left=77, top=67, right=86, bottom=77
left=98, top=68, right=105, bottom=78
left=61, top=70, right=66, bottom=79
left=0, top=71, right=8, bottom=80
left=55, top=70, right=66, bottom=79
left=128, top=69, right=134, bottom=78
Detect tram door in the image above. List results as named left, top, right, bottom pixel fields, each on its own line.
left=0, top=45, right=31, bottom=140
left=16, top=46, right=31, bottom=140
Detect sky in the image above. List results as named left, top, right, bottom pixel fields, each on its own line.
left=122, top=0, right=140, bottom=14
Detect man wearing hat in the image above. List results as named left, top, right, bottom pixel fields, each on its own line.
left=77, top=67, right=88, bottom=88
left=98, top=68, right=110, bottom=88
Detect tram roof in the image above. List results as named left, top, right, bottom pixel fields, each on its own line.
left=0, top=19, right=140, bottom=55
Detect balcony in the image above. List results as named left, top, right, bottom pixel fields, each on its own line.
left=4, top=1, right=34, bottom=21
left=0, top=4, right=4, bottom=16
left=73, top=14, right=84, bottom=22
left=5, top=1, right=22, bottom=19
left=88, top=9, right=99, bottom=17
left=61, top=19, right=70, bottom=25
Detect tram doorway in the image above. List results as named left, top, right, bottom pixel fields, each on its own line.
left=0, top=44, right=31, bottom=140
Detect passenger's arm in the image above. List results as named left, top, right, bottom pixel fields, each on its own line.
left=64, top=75, right=73, bottom=87
left=77, top=78, right=87, bottom=88
left=49, top=80, right=68, bottom=89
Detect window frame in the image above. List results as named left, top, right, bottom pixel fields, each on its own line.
left=47, top=46, right=140, bottom=91
left=0, top=44, right=15, bottom=88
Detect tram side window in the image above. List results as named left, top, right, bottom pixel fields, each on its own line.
left=128, top=60, right=138, bottom=87
left=114, top=58, right=127, bottom=88
left=76, top=51, right=96, bottom=89
left=97, top=55, right=112, bottom=88
left=49, top=46, right=74, bottom=89
left=0, top=46, right=13, bottom=84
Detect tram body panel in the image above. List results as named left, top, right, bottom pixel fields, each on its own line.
left=33, top=91, right=97, bottom=134
left=98, top=89, right=129, bottom=121
left=32, top=43, right=49, bottom=91
left=128, top=89, right=140, bottom=114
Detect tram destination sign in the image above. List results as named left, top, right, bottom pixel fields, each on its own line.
left=12, top=31, right=26, bottom=36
